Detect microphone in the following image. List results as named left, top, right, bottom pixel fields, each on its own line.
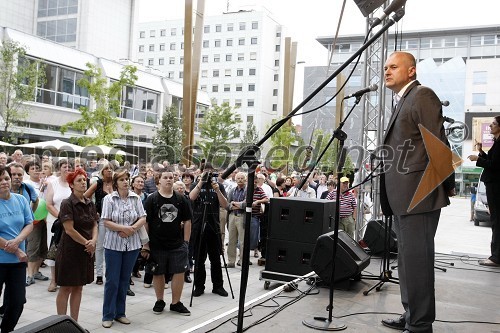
left=371, top=0, right=407, bottom=28
left=344, top=84, right=378, bottom=99
left=443, top=116, right=455, bottom=123
left=441, top=100, right=450, bottom=106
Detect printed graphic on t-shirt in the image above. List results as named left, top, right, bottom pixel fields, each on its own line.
left=159, top=203, right=178, bottom=223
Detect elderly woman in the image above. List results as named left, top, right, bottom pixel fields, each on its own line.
left=84, top=160, right=114, bottom=285
left=55, top=169, right=98, bottom=321
left=0, top=165, right=34, bottom=332
left=45, top=159, right=73, bottom=292
left=100, top=168, right=146, bottom=329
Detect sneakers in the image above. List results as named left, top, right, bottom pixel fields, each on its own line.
left=26, top=276, right=35, bottom=286
left=33, top=272, right=49, bottom=281
left=126, top=289, right=135, bottom=296
left=143, top=283, right=152, bottom=288
left=102, top=320, right=113, bottom=328
left=170, top=302, right=191, bottom=316
left=153, top=300, right=166, bottom=314
left=193, top=288, right=205, bottom=297
left=212, top=286, right=229, bottom=297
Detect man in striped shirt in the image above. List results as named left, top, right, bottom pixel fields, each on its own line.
left=338, top=177, right=357, bottom=238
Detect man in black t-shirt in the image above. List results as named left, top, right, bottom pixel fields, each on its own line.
left=142, top=170, right=192, bottom=316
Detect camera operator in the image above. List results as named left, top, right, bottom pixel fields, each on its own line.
left=189, top=163, right=229, bottom=297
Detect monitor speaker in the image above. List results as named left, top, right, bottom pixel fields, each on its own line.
left=362, top=219, right=398, bottom=255
left=13, top=315, right=87, bottom=333
left=311, top=230, right=370, bottom=284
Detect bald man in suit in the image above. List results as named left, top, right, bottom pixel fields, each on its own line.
left=379, top=52, right=455, bottom=333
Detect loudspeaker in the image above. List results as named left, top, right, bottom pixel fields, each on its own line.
left=268, top=197, right=336, bottom=243
left=311, top=230, right=370, bottom=284
left=265, top=238, right=315, bottom=276
left=362, top=219, right=398, bottom=255
left=13, top=315, right=87, bottom=333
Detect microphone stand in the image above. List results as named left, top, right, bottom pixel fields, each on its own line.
left=220, top=10, right=405, bottom=333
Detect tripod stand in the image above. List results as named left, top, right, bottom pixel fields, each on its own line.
left=189, top=180, right=234, bottom=307
left=362, top=215, right=399, bottom=295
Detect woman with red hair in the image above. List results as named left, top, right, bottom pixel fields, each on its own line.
left=55, top=168, right=98, bottom=322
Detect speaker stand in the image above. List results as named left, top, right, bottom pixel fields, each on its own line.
left=303, top=317, right=346, bottom=331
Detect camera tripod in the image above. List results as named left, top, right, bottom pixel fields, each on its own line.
left=189, top=181, right=234, bottom=307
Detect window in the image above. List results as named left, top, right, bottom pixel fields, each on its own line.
left=275, top=44, right=280, bottom=52
left=238, top=53, right=244, bottom=61
left=214, top=54, right=220, bottom=62
left=159, top=43, right=165, bottom=51
left=179, top=71, right=183, bottom=78
left=273, top=89, right=278, bottom=96
left=237, top=69, right=243, bottom=76
left=252, top=21, right=258, bottom=29
left=158, top=58, right=164, bottom=65
left=274, top=59, right=279, bottom=66
left=213, top=70, right=219, bottom=77
left=274, top=74, right=279, bottom=81
left=149, top=44, right=154, bottom=51
left=483, top=35, right=495, bottom=45
left=214, top=39, right=221, bottom=47
left=120, top=86, right=159, bottom=124
left=216, top=24, right=221, bottom=32
left=225, top=69, right=231, bottom=77
left=138, top=59, right=143, bottom=65
left=150, top=30, right=155, bottom=37
left=238, top=38, right=245, bottom=46
left=160, top=29, right=166, bottom=36
left=473, top=71, right=487, bottom=85
left=224, top=84, right=230, bottom=92
left=272, top=104, right=277, bottom=111
left=169, top=57, right=175, bottom=64
left=212, top=85, right=219, bottom=92
left=36, top=18, right=77, bottom=42
left=247, top=115, right=253, bottom=123
left=171, top=28, right=176, bottom=36
left=180, top=57, right=184, bottom=64
left=226, top=54, right=232, bottom=61
left=248, top=84, right=255, bottom=91
left=181, top=42, right=184, bottom=49
left=200, top=85, right=207, bottom=91
left=139, top=31, right=145, bottom=38
left=249, top=68, right=256, bottom=75
left=170, top=43, right=176, bottom=50
left=227, top=39, right=233, bottom=46
left=202, top=55, right=208, bottom=63
left=148, top=59, right=154, bottom=66
left=227, top=23, right=233, bottom=31
left=168, top=71, right=174, bottom=78
left=203, top=40, right=209, bottom=48
left=251, top=37, right=258, bottom=45
left=236, top=84, right=242, bottom=91
left=276, top=32, right=281, bottom=37
left=472, top=93, right=486, bottom=105
left=201, top=70, right=207, bottom=78
left=239, top=22, right=246, bottom=30
left=248, top=99, right=254, bottom=107
left=249, top=52, right=256, bottom=60
left=204, top=25, right=210, bottom=33
left=139, top=45, right=144, bottom=52
left=235, top=99, right=242, bottom=107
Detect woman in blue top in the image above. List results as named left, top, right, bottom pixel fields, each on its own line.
left=0, top=165, right=34, bottom=332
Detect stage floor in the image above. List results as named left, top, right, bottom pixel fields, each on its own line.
left=11, top=197, right=500, bottom=333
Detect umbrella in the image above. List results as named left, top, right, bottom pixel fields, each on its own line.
left=17, top=139, right=84, bottom=153
left=81, top=145, right=137, bottom=157
left=0, top=140, right=13, bottom=147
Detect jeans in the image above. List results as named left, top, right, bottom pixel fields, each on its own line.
left=102, top=249, right=139, bottom=321
left=250, top=216, right=260, bottom=250
left=95, top=218, right=106, bottom=277
left=0, top=263, right=27, bottom=333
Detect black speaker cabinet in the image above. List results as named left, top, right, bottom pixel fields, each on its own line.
left=268, top=197, right=336, bottom=243
left=311, top=230, right=370, bottom=284
left=265, top=238, right=316, bottom=277
left=362, top=219, right=398, bottom=255
left=13, top=315, right=87, bottom=333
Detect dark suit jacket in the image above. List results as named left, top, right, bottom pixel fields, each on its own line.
left=477, top=139, right=500, bottom=184
left=380, top=80, right=452, bottom=216
left=320, top=190, right=329, bottom=199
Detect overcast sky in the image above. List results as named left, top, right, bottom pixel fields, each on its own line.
left=137, top=0, right=499, bottom=65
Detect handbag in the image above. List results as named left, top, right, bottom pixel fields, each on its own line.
left=46, top=242, right=57, bottom=261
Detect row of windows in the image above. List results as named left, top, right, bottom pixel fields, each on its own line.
left=38, top=0, right=78, bottom=18
left=208, top=83, right=257, bottom=92
left=37, top=18, right=77, bottom=43
left=200, top=68, right=257, bottom=77
left=139, top=21, right=259, bottom=38
left=138, top=37, right=259, bottom=53
left=27, top=58, right=159, bottom=125
left=138, top=52, right=259, bottom=66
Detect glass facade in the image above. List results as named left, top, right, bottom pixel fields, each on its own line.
left=120, top=87, right=159, bottom=124
left=37, top=18, right=77, bottom=42
left=38, top=0, right=78, bottom=17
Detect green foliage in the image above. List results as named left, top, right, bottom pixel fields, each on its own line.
left=60, top=63, right=137, bottom=146
left=198, top=101, right=241, bottom=166
left=240, top=121, right=259, bottom=149
left=310, top=128, right=354, bottom=175
left=267, top=121, right=302, bottom=170
left=0, top=40, right=45, bottom=142
left=152, top=105, right=183, bottom=163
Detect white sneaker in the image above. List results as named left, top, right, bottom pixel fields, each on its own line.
left=143, top=283, right=152, bottom=288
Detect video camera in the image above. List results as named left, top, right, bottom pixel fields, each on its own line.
left=201, top=171, right=219, bottom=184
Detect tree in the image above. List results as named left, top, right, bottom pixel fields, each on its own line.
left=0, top=40, right=45, bottom=142
left=151, top=105, right=183, bottom=163
left=198, top=101, right=241, bottom=167
left=309, top=128, right=354, bottom=175
left=267, top=121, right=302, bottom=171
left=240, top=121, right=259, bottom=150
left=61, top=63, right=138, bottom=146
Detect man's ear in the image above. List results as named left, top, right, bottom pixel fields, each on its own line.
left=408, top=66, right=417, bottom=79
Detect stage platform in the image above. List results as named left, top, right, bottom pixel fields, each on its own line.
left=10, top=197, right=500, bottom=333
